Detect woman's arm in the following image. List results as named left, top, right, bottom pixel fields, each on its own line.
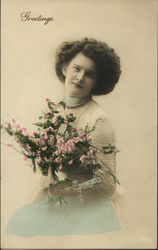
left=86, top=118, right=116, bottom=197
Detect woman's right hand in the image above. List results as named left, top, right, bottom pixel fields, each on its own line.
left=46, top=180, right=79, bottom=197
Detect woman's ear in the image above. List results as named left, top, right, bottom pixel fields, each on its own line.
left=62, top=65, right=67, bottom=76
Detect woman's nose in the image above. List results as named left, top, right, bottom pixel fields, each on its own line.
left=76, top=71, right=85, bottom=82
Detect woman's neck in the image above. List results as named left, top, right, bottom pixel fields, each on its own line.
left=65, top=95, right=91, bottom=109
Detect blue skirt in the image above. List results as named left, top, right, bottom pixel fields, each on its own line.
left=6, top=196, right=121, bottom=237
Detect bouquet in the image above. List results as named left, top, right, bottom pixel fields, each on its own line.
left=2, top=99, right=119, bottom=187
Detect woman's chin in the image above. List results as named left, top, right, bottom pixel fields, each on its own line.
left=66, top=92, right=83, bottom=98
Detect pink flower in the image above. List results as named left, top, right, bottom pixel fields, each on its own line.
left=54, top=120, right=58, bottom=126
left=67, top=140, right=73, bottom=147
left=42, top=134, right=47, bottom=140
left=86, top=134, right=91, bottom=140
left=16, top=123, right=20, bottom=129
left=54, top=149, right=61, bottom=155
left=57, top=137, right=64, bottom=144
left=36, top=121, right=41, bottom=126
left=45, top=98, right=50, bottom=102
left=7, top=144, right=13, bottom=148
left=72, top=137, right=80, bottom=143
left=12, top=117, right=16, bottom=123
left=39, top=140, right=44, bottom=145
left=48, top=136, right=54, bottom=145
left=55, top=157, right=61, bottom=163
left=24, top=156, right=28, bottom=161
left=51, top=101, right=56, bottom=106
left=36, top=152, right=40, bottom=157
left=66, top=146, right=72, bottom=152
left=23, top=127, right=27, bottom=133
left=79, top=131, right=84, bottom=137
left=59, top=144, right=66, bottom=152
left=37, top=160, right=42, bottom=165
left=65, top=140, right=74, bottom=152
left=71, top=131, right=75, bottom=137
left=59, top=164, right=63, bottom=170
left=68, top=159, right=73, bottom=165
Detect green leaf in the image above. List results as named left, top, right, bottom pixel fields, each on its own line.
left=85, top=124, right=89, bottom=132
left=48, top=102, right=54, bottom=112
left=109, top=173, right=120, bottom=184
left=32, top=158, right=36, bottom=172
left=6, top=123, right=13, bottom=136
left=6, top=129, right=13, bottom=136
left=58, top=101, right=66, bottom=109
left=90, top=125, right=95, bottom=132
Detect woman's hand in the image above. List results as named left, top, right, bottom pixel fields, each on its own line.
left=47, top=180, right=79, bottom=197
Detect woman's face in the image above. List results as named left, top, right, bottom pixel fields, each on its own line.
left=63, top=53, right=97, bottom=98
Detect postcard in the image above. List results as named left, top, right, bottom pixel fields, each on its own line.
left=1, top=0, right=157, bottom=249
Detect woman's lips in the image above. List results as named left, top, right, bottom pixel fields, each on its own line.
left=72, top=82, right=83, bottom=88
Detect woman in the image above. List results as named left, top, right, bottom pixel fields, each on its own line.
left=6, top=38, right=121, bottom=237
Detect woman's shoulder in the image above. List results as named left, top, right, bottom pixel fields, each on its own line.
left=80, top=98, right=115, bottom=132
left=88, top=99, right=114, bottom=134
left=88, top=99, right=107, bottom=121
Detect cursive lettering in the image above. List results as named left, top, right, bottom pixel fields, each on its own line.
left=20, top=11, right=54, bottom=25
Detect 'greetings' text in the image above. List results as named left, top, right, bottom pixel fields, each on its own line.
left=20, top=11, right=54, bottom=25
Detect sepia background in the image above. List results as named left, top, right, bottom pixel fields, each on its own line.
left=1, top=0, right=157, bottom=248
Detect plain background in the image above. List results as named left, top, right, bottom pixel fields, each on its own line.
left=1, top=0, right=157, bottom=248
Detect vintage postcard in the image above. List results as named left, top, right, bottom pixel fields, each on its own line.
left=1, top=0, right=157, bottom=249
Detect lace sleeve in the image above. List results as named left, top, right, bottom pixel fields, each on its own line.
left=78, top=118, right=116, bottom=198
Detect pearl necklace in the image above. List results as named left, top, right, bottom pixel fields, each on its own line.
left=66, top=97, right=92, bottom=109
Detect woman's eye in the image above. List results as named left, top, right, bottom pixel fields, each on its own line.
left=73, top=66, right=80, bottom=72
left=86, top=72, right=96, bottom=79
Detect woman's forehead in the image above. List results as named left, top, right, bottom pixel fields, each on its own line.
left=69, top=53, right=97, bottom=71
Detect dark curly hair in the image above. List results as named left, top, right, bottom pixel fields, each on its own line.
left=55, top=38, right=121, bottom=95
